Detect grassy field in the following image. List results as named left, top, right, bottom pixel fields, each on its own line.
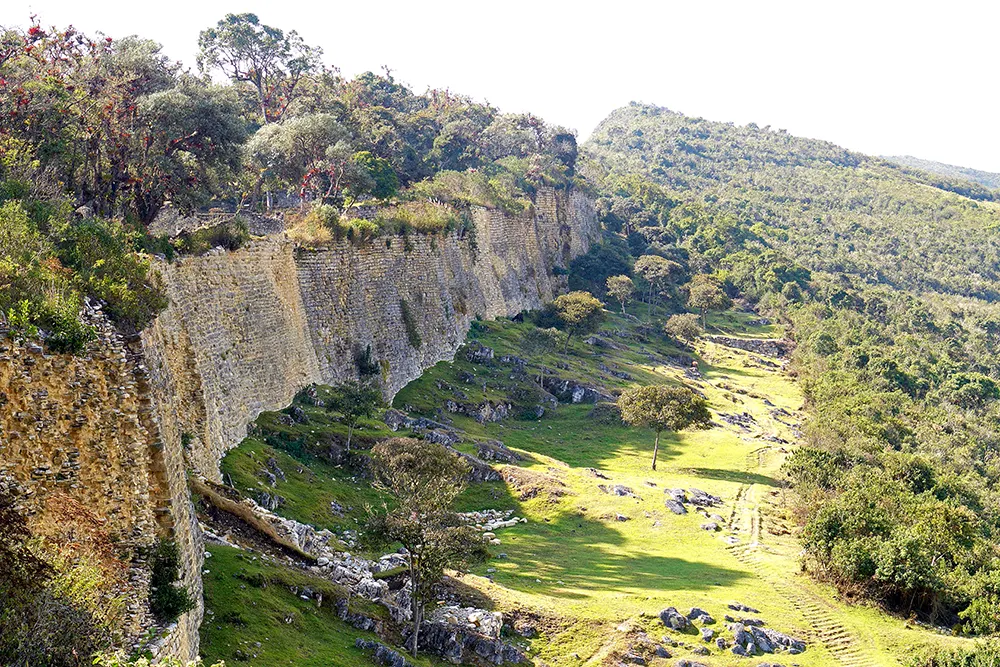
left=392, top=308, right=969, bottom=666
left=200, top=544, right=450, bottom=666
left=207, top=306, right=971, bottom=666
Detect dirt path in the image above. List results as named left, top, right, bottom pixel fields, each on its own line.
left=726, top=483, right=885, bottom=667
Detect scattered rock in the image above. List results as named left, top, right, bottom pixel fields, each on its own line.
left=664, top=499, right=688, bottom=515
left=464, top=341, right=495, bottom=364
left=659, top=607, right=690, bottom=630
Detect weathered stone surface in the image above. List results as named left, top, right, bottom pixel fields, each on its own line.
left=708, top=336, right=793, bottom=358
left=659, top=607, right=690, bottom=630
left=145, top=187, right=598, bottom=481
left=2, top=187, right=598, bottom=662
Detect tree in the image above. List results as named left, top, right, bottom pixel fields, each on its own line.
left=519, top=326, right=563, bottom=384
left=618, top=385, right=711, bottom=470
left=551, top=291, right=605, bottom=353
left=664, top=313, right=702, bottom=343
left=351, top=151, right=399, bottom=201
left=367, top=438, right=481, bottom=658
left=245, top=113, right=371, bottom=210
left=197, top=13, right=322, bottom=124
left=687, top=274, right=732, bottom=328
left=634, top=255, right=682, bottom=316
left=327, top=381, right=384, bottom=452
left=606, top=275, right=635, bottom=314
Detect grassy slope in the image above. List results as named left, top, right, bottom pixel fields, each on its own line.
left=393, top=310, right=969, bottom=666
left=200, top=544, right=448, bottom=666
left=208, top=307, right=971, bottom=666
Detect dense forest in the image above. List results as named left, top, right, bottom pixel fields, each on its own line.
left=0, top=13, right=579, bottom=350
left=581, top=103, right=1000, bottom=634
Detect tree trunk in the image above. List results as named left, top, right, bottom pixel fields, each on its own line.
left=346, top=423, right=354, bottom=453
left=651, top=430, right=660, bottom=471
left=563, top=329, right=573, bottom=355
left=409, top=558, right=421, bottom=658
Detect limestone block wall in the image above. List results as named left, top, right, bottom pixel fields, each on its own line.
left=144, top=187, right=597, bottom=478
left=0, top=187, right=596, bottom=662
left=0, top=307, right=200, bottom=659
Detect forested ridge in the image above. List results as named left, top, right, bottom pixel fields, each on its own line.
left=887, top=155, right=1000, bottom=192
left=581, top=102, right=1000, bottom=635
left=0, top=14, right=579, bottom=351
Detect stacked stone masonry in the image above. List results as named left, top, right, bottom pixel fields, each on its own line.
left=0, top=187, right=596, bottom=661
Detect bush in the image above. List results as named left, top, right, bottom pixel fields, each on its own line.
left=149, top=540, right=195, bottom=622
left=400, top=299, right=422, bottom=348
left=171, top=218, right=250, bottom=255
left=374, top=200, right=470, bottom=235
left=663, top=313, right=701, bottom=342
left=58, top=218, right=169, bottom=332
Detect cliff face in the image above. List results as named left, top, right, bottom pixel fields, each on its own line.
left=144, top=188, right=596, bottom=478
left=0, top=187, right=596, bottom=660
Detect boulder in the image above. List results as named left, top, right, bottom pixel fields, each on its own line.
left=659, top=607, right=690, bottom=630
left=665, top=499, right=688, bottom=515
left=464, top=341, right=495, bottom=364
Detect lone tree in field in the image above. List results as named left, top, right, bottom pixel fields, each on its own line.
left=328, top=381, right=384, bottom=452
left=687, top=274, right=731, bottom=328
left=551, top=290, right=605, bottom=353
left=618, top=385, right=711, bottom=470
left=606, top=275, right=636, bottom=314
left=519, top=327, right=564, bottom=385
left=366, top=438, right=480, bottom=658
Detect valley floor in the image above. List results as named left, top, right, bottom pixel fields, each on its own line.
left=203, top=310, right=969, bottom=666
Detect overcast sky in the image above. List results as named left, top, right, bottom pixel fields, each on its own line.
left=8, top=0, right=1000, bottom=171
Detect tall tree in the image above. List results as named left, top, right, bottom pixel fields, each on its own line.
left=197, top=13, right=322, bottom=124
left=327, top=380, right=384, bottom=452
left=606, top=274, right=635, bottom=314
left=634, top=255, right=682, bottom=316
left=687, top=274, right=731, bottom=328
left=618, top=385, right=711, bottom=470
left=366, top=438, right=480, bottom=658
left=551, top=291, right=605, bottom=353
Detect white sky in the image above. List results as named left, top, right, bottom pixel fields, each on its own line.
left=8, top=0, right=1000, bottom=171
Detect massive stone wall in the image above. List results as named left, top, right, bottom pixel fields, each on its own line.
left=0, top=304, right=202, bottom=660
left=144, top=187, right=597, bottom=478
left=0, top=187, right=595, bottom=661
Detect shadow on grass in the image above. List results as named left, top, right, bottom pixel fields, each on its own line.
left=491, top=509, right=747, bottom=599
left=683, top=467, right=782, bottom=488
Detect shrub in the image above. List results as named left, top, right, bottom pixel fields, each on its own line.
left=148, top=540, right=194, bottom=622
left=374, top=200, right=469, bottom=235
left=664, top=313, right=701, bottom=342
left=171, top=218, right=250, bottom=255
left=58, top=218, right=169, bottom=332
left=400, top=299, right=422, bottom=348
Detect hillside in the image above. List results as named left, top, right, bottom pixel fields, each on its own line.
left=579, top=103, right=1000, bottom=648
left=886, top=155, right=1000, bottom=191
left=584, top=104, right=1000, bottom=298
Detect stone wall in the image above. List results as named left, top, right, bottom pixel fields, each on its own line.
left=0, top=304, right=200, bottom=659
left=0, top=187, right=596, bottom=661
left=145, top=187, right=597, bottom=477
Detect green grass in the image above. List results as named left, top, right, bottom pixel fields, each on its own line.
left=200, top=545, right=447, bottom=666
left=390, top=310, right=970, bottom=666
left=213, top=307, right=971, bottom=666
